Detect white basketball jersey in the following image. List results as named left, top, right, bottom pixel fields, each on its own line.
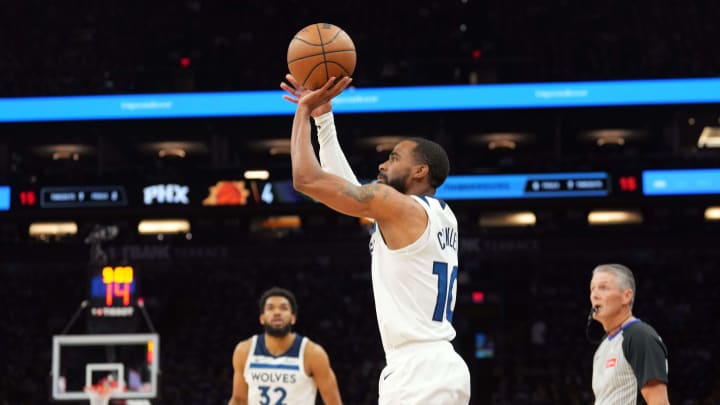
left=243, top=334, right=317, bottom=405
left=370, top=195, right=459, bottom=353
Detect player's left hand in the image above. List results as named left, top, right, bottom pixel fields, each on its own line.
left=281, top=74, right=332, bottom=118
left=295, top=76, right=352, bottom=115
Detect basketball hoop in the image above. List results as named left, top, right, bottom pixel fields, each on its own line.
left=84, top=379, right=124, bottom=405
left=85, top=389, right=112, bottom=405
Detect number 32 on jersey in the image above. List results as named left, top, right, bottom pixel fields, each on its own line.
left=258, top=385, right=287, bottom=405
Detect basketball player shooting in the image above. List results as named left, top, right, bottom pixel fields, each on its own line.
left=283, top=75, right=472, bottom=404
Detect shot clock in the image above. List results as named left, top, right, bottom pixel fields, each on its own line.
left=88, top=265, right=140, bottom=332
left=101, top=266, right=134, bottom=306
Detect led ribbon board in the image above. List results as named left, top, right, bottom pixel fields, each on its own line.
left=643, top=169, right=720, bottom=195
left=436, top=172, right=610, bottom=200
left=2, top=78, right=720, bottom=122
left=40, top=186, right=127, bottom=208
left=0, top=186, right=9, bottom=211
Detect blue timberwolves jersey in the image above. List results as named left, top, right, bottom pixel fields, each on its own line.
left=243, top=334, right=317, bottom=405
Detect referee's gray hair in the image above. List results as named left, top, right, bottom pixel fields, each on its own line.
left=593, top=263, right=636, bottom=308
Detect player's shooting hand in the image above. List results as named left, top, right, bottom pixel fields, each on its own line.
left=281, top=74, right=333, bottom=117
left=295, top=76, right=352, bottom=114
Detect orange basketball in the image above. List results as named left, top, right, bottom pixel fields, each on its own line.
left=287, top=23, right=356, bottom=90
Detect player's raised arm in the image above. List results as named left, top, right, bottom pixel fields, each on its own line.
left=290, top=77, right=406, bottom=221
left=228, top=340, right=250, bottom=405
left=281, top=74, right=360, bottom=186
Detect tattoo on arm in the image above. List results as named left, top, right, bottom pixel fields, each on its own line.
left=342, top=184, right=387, bottom=203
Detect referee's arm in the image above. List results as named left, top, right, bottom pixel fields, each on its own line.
left=640, top=379, right=669, bottom=405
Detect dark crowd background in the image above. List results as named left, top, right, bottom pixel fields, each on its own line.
left=2, top=0, right=720, bottom=96
left=2, top=0, right=720, bottom=404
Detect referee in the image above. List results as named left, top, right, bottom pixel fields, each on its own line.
left=589, top=263, right=670, bottom=405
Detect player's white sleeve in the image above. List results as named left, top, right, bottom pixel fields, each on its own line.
left=313, top=112, right=361, bottom=186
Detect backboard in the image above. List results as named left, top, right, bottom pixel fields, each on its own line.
left=51, top=333, right=159, bottom=401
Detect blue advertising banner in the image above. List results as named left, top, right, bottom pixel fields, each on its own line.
left=2, top=78, right=720, bottom=122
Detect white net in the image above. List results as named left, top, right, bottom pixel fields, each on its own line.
left=85, top=389, right=112, bottom=405
left=84, top=383, right=124, bottom=405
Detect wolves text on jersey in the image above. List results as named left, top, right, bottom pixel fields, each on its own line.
left=249, top=372, right=298, bottom=384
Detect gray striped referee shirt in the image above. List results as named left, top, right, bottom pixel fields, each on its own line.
left=592, top=319, right=669, bottom=405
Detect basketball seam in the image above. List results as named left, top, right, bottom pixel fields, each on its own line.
left=305, top=63, right=326, bottom=87
left=287, top=50, right=355, bottom=65
left=290, top=29, right=345, bottom=47
left=314, top=24, right=329, bottom=86
left=325, top=61, right=352, bottom=76
left=322, top=30, right=343, bottom=45
left=290, top=37, right=323, bottom=47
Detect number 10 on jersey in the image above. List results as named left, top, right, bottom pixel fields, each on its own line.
left=432, top=261, right=458, bottom=322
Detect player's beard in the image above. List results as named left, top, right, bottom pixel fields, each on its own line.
left=379, top=173, right=409, bottom=194
left=264, top=322, right=293, bottom=337
left=386, top=175, right=408, bottom=194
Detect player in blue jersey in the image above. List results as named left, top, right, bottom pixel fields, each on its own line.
left=282, top=75, right=471, bottom=404
left=228, top=287, right=343, bottom=405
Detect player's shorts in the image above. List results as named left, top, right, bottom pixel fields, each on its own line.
left=378, top=340, right=471, bottom=405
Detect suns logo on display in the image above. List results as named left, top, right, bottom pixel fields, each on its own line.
left=143, top=184, right=189, bottom=205
left=202, top=181, right=251, bottom=206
